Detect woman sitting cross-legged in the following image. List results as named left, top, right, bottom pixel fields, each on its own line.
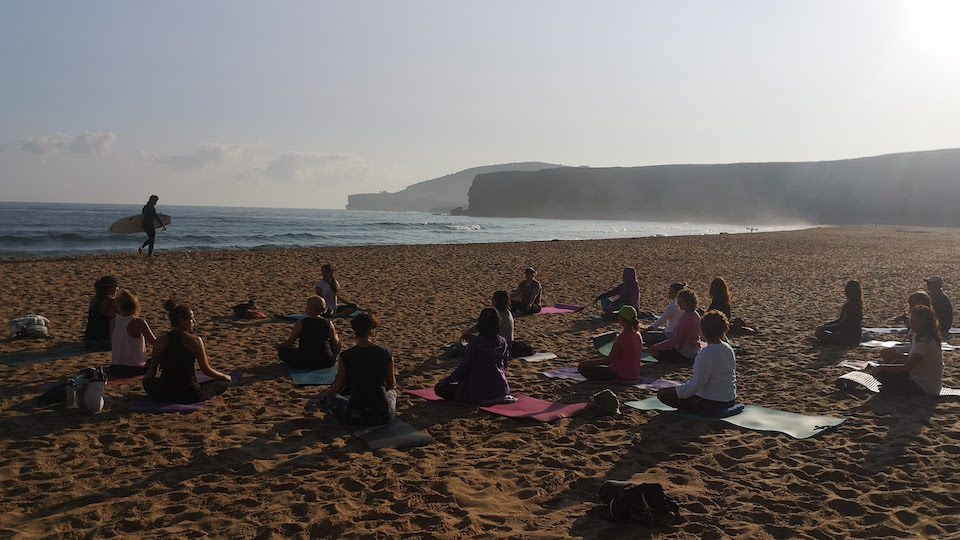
left=578, top=305, right=644, bottom=383
left=435, top=308, right=516, bottom=405
left=109, top=289, right=158, bottom=377
left=657, top=310, right=737, bottom=413
left=319, top=313, right=397, bottom=426
left=276, top=295, right=341, bottom=369
left=143, top=300, right=232, bottom=404
left=871, top=305, right=944, bottom=396
left=648, top=289, right=702, bottom=364
left=814, top=279, right=864, bottom=346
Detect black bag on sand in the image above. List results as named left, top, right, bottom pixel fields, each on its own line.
left=599, top=480, right=680, bottom=526
left=509, top=340, right=535, bottom=358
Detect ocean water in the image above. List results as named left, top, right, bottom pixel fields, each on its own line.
left=0, top=202, right=808, bottom=258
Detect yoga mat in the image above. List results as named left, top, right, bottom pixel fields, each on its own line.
left=516, top=352, right=558, bottom=363
left=541, top=367, right=680, bottom=390
left=330, top=309, right=365, bottom=319
left=836, top=371, right=960, bottom=396
left=288, top=365, right=339, bottom=385
left=351, top=417, right=434, bottom=450
left=591, top=332, right=656, bottom=362
left=624, top=397, right=845, bottom=439
left=277, top=313, right=308, bottom=321
left=536, top=304, right=584, bottom=315
left=864, top=327, right=960, bottom=335
left=860, top=340, right=959, bottom=351
left=837, top=360, right=879, bottom=371
left=406, top=388, right=589, bottom=421
left=128, top=372, right=241, bottom=414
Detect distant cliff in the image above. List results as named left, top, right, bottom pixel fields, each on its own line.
left=466, top=149, right=960, bottom=226
left=347, top=162, right=559, bottom=212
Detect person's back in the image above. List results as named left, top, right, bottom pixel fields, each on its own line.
left=682, top=341, right=737, bottom=402
left=111, top=315, right=148, bottom=367
left=908, top=335, right=944, bottom=396
left=930, top=290, right=953, bottom=332
left=84, top=296, right=112, bottom=342
left=156, top=330, right=197, bottom=389
left=340, top=344, right=392, bottom=409
left=498, top=308, right=515, bottom=343
left=299, top=317, right=335, bottom=368
left=610, top=328, right=643, bottom=383
left=452, top=334, right=510, bottom=402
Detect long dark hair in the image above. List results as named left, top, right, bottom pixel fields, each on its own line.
left=322, top=264, right=338, bottom=293
left=911, top=305, right=942, bottom=343
left=477, top=308, right=501, bottom=339
left=493, top=290, right=510, bottom=313
left=709, top=277, right=730, bottom=304
left=844, top=280, right=864, bottom=308
left=164, top=299, right=192, bottom=327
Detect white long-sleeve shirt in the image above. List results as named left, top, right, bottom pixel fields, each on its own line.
left=649, top=300, right=682, bottom=333
left=676, top=342, right=737, bottom=402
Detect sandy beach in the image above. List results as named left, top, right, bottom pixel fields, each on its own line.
left=1, top=226, right=958, bottom=538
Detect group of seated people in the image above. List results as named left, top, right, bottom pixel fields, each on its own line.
left=79, top=266, right=955, bottom=424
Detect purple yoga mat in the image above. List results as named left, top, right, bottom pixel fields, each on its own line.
left=536, top=304, right=585, bottom=315
left=128, top=399, right=204, bottom=414
left=406, top=388, right=589, bottom=421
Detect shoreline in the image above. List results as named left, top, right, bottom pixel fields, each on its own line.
left=1, top=226, right=958, bottom=538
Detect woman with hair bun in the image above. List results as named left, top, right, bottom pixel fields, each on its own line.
left=143, top=299, right=231, bottom=404
left=109, top=289, right=157, bottom=376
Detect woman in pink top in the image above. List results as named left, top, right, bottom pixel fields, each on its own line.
left=578, top=305, right=644, bottom=382
left=649, top=289, right=701, bottom=364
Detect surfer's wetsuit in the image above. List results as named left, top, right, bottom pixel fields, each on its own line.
left=140, top=202, right=162, bottom=255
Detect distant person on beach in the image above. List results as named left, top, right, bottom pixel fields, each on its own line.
left=871, top=305, right=943, bottom=396
left=139, top=195, right=166, bottom=256
left=578, top=305, right=644, bottom=383
left=276, top=296, right=341, bottom=369
left=315, top=264, right=359, bottom=317
left=657, top=310, right=738, bottom=413
left=924, top=275, right=953, bottom=333
left=510, top=267, right=542, bottom=315
left=435, top=308, right=515, bottom=404
left=595, top=267, right=640, bottom=319
left=320, top=313, right=397, bottom=426
left=649, top=289, right=701, bottom=363
left=892, top=291, right=932, bottom=332
left=84, top=275, right=120, bottom=350
left=705, top=277, right=757, bottom=336
left=642, top=282, right=686, bottom=345
left=814, top=280, right=864, bottom=346
left=461, top=290, right=514, bottom=344
left=109, top=289, right=157, bottom=376
left=143, top=300, right=231, bottom=404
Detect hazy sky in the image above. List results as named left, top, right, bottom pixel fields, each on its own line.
left=2, top=1, right=959, bottom=208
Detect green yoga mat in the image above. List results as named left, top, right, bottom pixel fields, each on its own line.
left=592, top=333, right=656, bottom=363
left=288, top=366, right=338, bottom=385
left=624, top=397, right=845, bottom=439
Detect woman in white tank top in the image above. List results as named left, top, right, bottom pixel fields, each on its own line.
left=110, top=290, right=158, bottom=376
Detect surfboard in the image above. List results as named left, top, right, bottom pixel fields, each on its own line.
left=109, top=214, right=172, bottom=234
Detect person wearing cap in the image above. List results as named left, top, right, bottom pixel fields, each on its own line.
left=595, top=267, right=641, bottom=319
left=578, top=305, right=644, bottom=383
left=657, top=310, right=737, bottom=413
left=84, top=275, right=120, bottom=350
left=510, top=267, right=542, bottom=315
left=139, top=194, right=166, bottom=256
left=925, top=276, right=953, bottom=333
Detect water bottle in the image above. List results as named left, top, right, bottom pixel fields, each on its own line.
left=65, top=378, right=80, bottom=408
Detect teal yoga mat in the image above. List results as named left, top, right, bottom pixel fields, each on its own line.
left=288, top=366, right=338, bottom=385
left=624, top=397, right=845, bottom=439
left=592, top=332, right=656, bottom=363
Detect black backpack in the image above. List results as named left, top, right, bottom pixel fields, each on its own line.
left=508, top=340, right=535, bottom=358
left=599, top=480, right=680, bottom=526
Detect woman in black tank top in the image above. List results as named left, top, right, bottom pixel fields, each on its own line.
left=276, top=296, right=341, bottom=369
left=143, top=300, right=231, bottom=404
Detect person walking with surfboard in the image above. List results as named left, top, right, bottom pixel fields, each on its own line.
left=139, top=195, right=166, bottom=256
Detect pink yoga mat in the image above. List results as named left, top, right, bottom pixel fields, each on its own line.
left=537, top=304, right=585, bottom=315
left=406, top=388, right=589, bottom=421
left=129, top=399, right=204, bottom=414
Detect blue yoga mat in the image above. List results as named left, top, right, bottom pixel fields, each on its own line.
left=624, top=397, right=845, bottom=439
left=288, top=366, right=338, bottom=385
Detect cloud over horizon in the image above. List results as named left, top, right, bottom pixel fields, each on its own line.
left=258, top=152, right=370, bottom=185
left=19, top=131, right=116, bottom=156
left=150, top=144, right=250, bottom=169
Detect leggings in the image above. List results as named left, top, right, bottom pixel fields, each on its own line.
left=659, top=390, right=736, bottom=413
left=277, top=346, right=337, bottom=370
left=815, top=327, right=861, bottom=346
left=143, top=378, right=229, bottom=404
left=578, top=364, right=617, bottom=381
left=654, top=349, right=696, bottom=364
left=641, top=330, right=670, bottom=345
left=324, top=389, right=397, bottom=426
left=140, top=227, right=157, bottom=255
left=108, top=364, right=148, bottom=377
left=874, top=371, right=927, bottom=396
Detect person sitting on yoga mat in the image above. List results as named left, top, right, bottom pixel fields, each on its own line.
left=892, top=291, right=932, bottom=332
left=924, top=275, right=953, bottom=333
left=320, top=313, right=397, bottom=426
left=276, top=295, right=341, bottom=369
left=871, top=305, right=943, bottom=396
left=657, top=310, right=737, bottom=413
left=642, top=282, right=686, bottom=345
left=814, top=280, right=864, bottom=346
left=578, top=305, right=644, bottom=383
left=510, top=267, right=542, bottom=315
left=143, top=300, right=231, bottom=404
left=109, top=289, right=158, bottom=376
left=461, top=290, right=514, bottom=344
left=315, top=264, right=359, bottom=317
left=84, top=275, right=120, bottom=350
left=596, top=267, right=640, bottom=319
left=705, top=277, right=757, bottom=336
left=435, top=308, right=515, bottom=404
left=649, top=289, right=701, bottom=363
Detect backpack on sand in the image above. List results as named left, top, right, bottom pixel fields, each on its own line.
left=599, top=480, right=681, bottom=526
left=11, top=315, right=51, bottom=339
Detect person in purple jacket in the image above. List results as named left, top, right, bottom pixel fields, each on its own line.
left=435, top=308, right=516, bottom=405
left=596, top=267, right=640, bottom=319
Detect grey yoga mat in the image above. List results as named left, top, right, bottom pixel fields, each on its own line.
left=836, top=371, right=960, bottom=396
left=351, top=417, right=434, bottom=450
left=624, top=397, right=845, bottom=439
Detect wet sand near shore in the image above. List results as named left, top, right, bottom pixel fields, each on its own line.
left=1, top=226, right=958, bottom=538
